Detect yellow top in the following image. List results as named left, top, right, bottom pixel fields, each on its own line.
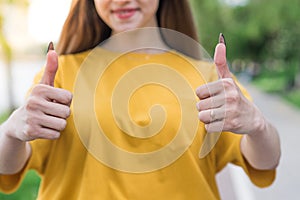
left=0, top=48, right=275, bottom=199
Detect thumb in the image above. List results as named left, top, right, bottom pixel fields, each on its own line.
left=40, top=42, right=58, bottom=86
left=214, top=33, right=231, bottom=79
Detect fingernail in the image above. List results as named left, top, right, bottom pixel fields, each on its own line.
left=47, top=41, right=54, bottom=53
left=219, top=33, right=226, bottom=46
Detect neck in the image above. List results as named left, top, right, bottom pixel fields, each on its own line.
left=101, top=27, right=170, bottom=54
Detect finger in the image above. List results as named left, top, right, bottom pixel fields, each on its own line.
left=44, top=87, right=72, bottom=106
left=214, top=33, right=231, bottom=79
left=40, top=42, right=58, bottom=86
left=39, top=115, right=67, bottom=132
left=23, top=122, right=61, bottom=140
left=31, top=85, right=72, bottom=106
left=34, top=128, right=61, bottom=140
left=43, top=101, right=71, bottom=119
left=196, top=80, right=224, bottom=99
left=196, top=94, right=225, bottom=111
left=205, top=120, right=225, bottom=133
left=198, top=107, right=226, bottom=124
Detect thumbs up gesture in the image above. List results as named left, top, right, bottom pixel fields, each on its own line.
left=196, top=34, right=264, bottom=135
left=41, top=42, right=58, bottom=86
left=8, top=42, right=72, bottom=141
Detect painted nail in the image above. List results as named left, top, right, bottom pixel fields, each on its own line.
left=47, top=41, right=54, bottom=53
left=219, top=33, right=226, bottom=46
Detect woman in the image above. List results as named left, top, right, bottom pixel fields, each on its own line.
left=0, top=0, right=280, bottom=199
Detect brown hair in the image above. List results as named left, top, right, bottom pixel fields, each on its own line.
left=57, top=0, right=199, bottom=58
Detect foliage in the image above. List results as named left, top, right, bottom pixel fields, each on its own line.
left=190, top=0, right=300, bottom=104
left=0, top=171, right=40, bottom=200
left=191, top=0, right=300, bottom=62
left=190, top=0, right=226, bottom=56
left=0, top=111, right=9, bottom=123
left=253, top=62, right=300, bottom=109
left=285, top=90, right=300, bottom=108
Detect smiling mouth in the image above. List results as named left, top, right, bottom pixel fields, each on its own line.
left=112, top=8, right=140, bottom=19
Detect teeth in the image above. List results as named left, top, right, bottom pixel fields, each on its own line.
left=120, top=10, right=130, bottom=14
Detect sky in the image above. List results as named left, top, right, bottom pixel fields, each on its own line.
left=222, top=0, right=248, bottom=7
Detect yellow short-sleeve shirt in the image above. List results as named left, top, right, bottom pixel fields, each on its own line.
left=0, top=48, right=275, bottom=199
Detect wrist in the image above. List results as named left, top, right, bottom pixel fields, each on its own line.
left=248, top=106, right=267, bottom=137
left=1, top=109, right=21, bottom=141
left=1, top=122, right=20, bottom=144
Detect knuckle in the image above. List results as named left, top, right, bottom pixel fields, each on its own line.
left=58, top=106, right=69, bottom=119
left=197, top=99, right=211, bottom=111
left=26, top=97, right=46, bottom=112
left=196, top=86, right=206, bottom=98
left=229, top=118, right=241, bottom=130
left=195, top=87, right=201, bottom=96
left=49, top=131, right=60, bottom=140
left=30, top=85, right=40, bottom=94
left=226, top=90, right=240, bottom=104
left=25, top=97, right=38, bottom=110
left=198, top=112, right=204, bottom=121
left=223, top=78, right=235, bottom=87
left=23, top=125, right=37, bottom=139
left=67, top=91, right=73, bottom=100
left=196, top=102, right=201, bottom=111
left=198, top=112, right=208, bottom=123
left=61, top=89, right=72, bottom=99
left=60, top=109, right=68, bottom=119
left=24, top=113, right=37, bottom=126
left=59, top=120, right=67, bottom=130
left=31, top=84, right=47, bottom=95
left=65, top=107, right=71, bottom=118
left=58, top=90, right=73, bottom=104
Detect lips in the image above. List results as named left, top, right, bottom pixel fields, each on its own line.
left=112, top=8, right=139, bottom=20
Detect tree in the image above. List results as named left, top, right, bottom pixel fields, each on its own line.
left=191, top=0, right=300, bottom=89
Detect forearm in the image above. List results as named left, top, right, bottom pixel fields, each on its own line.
left=241, top=116, right=281, bottom=170
left=0, top=122, right=31, bottom=175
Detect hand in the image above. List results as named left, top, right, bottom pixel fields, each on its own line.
left=195, top=34, right=264, bottom=135
left=7, top=43, right=73, bottom=141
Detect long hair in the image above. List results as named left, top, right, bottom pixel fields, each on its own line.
left=57, top=0, right=200, bottom=58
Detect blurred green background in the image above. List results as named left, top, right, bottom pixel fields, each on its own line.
left=190, top=0, right=300, bottom=107
left=1, top=0, right=300, bottom=199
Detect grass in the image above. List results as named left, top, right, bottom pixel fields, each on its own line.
left=252, top=62, right=300, bottom=109
left=252, top=75, right=287, bottom=93
left=284, top=89, right=300, bottom=108
left=254, top=79, right=300, bottom=109
left=0, top=111, right=10, bottom=124
left=0, top=111, right=41, bottom=200
left=0, top=171, right=40, bottom=200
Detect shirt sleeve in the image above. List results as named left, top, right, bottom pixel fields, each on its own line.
left=212, top=77, right=276, bottom=188
left=214, top=132, right=276, bottom=187
left=0, top=139, right=53, bottom=193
